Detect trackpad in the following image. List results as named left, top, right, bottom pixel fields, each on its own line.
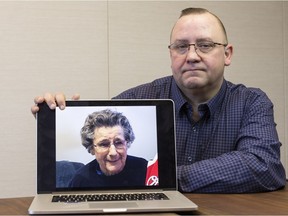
left=89, top=202, right=138, bottom=210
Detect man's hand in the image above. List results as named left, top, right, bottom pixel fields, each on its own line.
left=31, top=93, right=80, bottom=118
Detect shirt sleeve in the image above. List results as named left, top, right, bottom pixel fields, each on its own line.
left=178, top=90, right=286, bottom=193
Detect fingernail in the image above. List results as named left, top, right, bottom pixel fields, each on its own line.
left=50, top=103, right=56, bottom=109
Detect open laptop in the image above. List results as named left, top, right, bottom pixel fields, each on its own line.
left=29, top=99, right=198, bottom=214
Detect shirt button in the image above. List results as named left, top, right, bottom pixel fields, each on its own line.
left=192, top=127, right=197, bottom=132
left=187, top=157, right=192, bottom=162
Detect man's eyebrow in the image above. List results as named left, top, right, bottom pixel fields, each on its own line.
left=196, top=38, right=214, bottom=42
left=173, top=38, right=214, bottom=44
left=173, top=39, right=189, bottom=43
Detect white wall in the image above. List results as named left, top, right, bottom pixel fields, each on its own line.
left=0, top=1, right=287, bottom=198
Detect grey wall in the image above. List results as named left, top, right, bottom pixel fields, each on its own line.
left=0, top=1, right=287, bottom=198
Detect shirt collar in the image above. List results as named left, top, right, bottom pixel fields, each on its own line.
left=171, top=79, right=187, bottom=114
left=205, top=80, right=227, bottom=116
left=171, top=78, right=227, bottom=116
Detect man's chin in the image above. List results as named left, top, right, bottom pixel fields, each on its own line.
left=178, top=76, right=205, bottom=89
left=184, top=81, right=204, bottom=90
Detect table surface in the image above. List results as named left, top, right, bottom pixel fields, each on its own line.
left=1, top=182, right=288, bottom=215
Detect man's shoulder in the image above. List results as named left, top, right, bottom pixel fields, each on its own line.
left=227, top=80, right=268, bottom=97
left=114, top=76, right=173, bottom=99
left=225, top=80, right=272, bottom=105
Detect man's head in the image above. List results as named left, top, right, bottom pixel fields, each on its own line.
left=176, top=8, right=228, bottom=43
left=81, top=109, right=135, bottom=175
left=169, top=8, right=233, bottom=101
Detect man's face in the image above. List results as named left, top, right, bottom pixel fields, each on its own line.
left=170, top=13, right=233, bottom=99
left=93, top=126, right=127, bottom=176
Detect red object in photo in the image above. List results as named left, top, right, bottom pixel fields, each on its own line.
left=145, top=154, right=159, bottom=186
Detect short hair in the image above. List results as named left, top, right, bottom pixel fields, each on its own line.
left=80, top=109, right=135, bottom=154
left=172, top=7, right=228, bottom=43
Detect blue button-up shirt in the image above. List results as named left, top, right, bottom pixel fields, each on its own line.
left=114, top=76, right=286, bottom=193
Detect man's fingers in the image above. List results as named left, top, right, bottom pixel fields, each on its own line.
left=33, top=92, right=73, bottom=114
left=44, top=92, right=57, bottom=109
left=31, top=96, right=44, bottom=117
left=34, top=96, right=44, bottom=105
left=72, top=93, right=80, bottom=101
left=55, top=93, right=66, bottom=110
left=31, top=104, right=40, bottom=118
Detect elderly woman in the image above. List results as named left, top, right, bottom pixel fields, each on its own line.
left=69, top=109, right=148, bottom=188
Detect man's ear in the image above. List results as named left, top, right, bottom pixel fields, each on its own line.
left=224, top=44, right=233, bottom=66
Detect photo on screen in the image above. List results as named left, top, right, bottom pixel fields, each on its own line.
left=55, top=106, right=158, bottom=189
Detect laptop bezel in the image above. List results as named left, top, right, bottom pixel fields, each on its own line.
left=36, top=99, right=177, bottom=193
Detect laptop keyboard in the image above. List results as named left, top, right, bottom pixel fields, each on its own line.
left=52, top=192, right=169, bottom=203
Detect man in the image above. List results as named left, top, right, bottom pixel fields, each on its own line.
left=69, top=109, right=148, bottom=188
left=32, top=8, right=286, bottom=193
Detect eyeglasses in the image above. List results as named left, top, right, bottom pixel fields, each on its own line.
left=93, top=139, right=127, bottom=152
left=168, top=41, right=227, bottom=55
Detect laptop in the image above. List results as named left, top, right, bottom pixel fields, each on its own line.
left=29, top=99, right=198, bottom=214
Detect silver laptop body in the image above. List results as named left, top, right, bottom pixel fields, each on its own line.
left=29, top=99, right=198, bottom=214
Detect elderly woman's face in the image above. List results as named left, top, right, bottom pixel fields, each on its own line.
left=92, top=125, right=127, bottom=176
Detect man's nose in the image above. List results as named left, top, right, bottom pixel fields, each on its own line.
left=186, top=45, right=201, bottom=61
left=187, top=44, right=199, bottom=55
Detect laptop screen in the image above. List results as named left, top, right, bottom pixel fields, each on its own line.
left=36, top=100, right=177, bottom=193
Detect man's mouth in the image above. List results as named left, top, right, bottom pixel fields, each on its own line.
left=182, top=68, right=204, bottom=73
